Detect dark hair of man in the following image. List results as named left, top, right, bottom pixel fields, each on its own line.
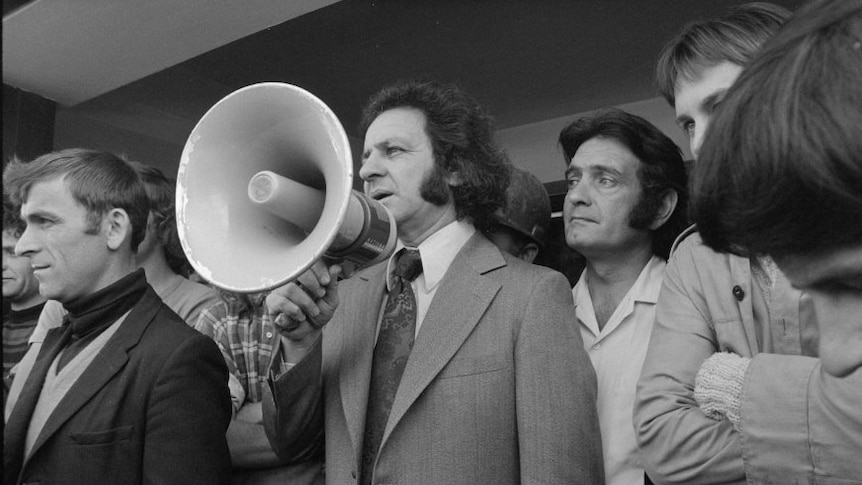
left=482, top=222, right=536, bottom=256
left=3, top=190, right=27, bottom=238
left=359, top=79, right=510, bottom=231
left=655, top=2, right=791, bottom=105
left=559, top=108, right=689, bottom=260
left=692, top=0, right=862, bottom=259
left=3, top=148, right=150, bottom=251
left=127, top=161, right=191, bottom=276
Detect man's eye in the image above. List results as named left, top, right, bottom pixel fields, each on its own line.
left=682, top=121, right=695, bottom=137
left=386, top=146, right=403, bottom=156
left=598, top=177, right=617, bottom=188
left=566, top=176, right=581, bottom=189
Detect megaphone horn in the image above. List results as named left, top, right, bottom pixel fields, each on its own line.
left=176, top=82, right=397, bottom=293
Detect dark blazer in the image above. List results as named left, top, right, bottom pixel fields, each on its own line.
left=4, top=287, right=232, bottom=485
left=264, top=233, right=604, bottom=484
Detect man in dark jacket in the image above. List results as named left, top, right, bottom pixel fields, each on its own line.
left=3, top=148, right=231, bottom=485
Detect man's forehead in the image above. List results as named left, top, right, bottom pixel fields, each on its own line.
left=674, top=62, right=744, bottom=106
left=367, top=108, right=427, bottom=135
left=569, top=137, right=639, bottom=171
left=22, top=177, right=69, bottom=202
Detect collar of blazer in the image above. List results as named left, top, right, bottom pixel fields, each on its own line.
left=24, top=287, right=163, bottom=462
left=338, top=232, right=508, bottom=451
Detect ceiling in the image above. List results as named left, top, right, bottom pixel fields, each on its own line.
left=4, top=0, right=800, bottom=173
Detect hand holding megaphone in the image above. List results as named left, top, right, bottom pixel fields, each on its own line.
left=267, top=260, right=341, bottom=352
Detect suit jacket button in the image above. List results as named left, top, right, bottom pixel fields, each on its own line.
left=732, top=285, right=745, bottom=301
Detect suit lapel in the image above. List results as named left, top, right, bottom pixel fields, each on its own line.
left=383, top=235, right=504, bottom=444
left=24, top=289, right=160, bottom=462
left=338, top=264, right=388, bottom=454
left=4, top=325, right=70, bottom=484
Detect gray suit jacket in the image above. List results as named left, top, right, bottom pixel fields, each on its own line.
left=264, top=233, right=604, bottom=484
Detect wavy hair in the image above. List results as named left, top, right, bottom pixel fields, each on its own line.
left=559, top=108, right=688, bottom=260
left=359, top=79, right=510, bottom=231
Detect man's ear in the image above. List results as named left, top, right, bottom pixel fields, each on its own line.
left=517, top=242, right=540, bottom=264
left=445, top=170, right=464, bottom=188
left=649, top=189, right=678, bottom=230
left=104, top=208, right=132, bottom=251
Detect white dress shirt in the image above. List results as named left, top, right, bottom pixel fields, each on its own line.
left=384, top=219, right=475, bottom=337
left=573, top=255, right=666, bottom=485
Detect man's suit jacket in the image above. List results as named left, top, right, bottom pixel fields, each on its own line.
left=264, top=234, right=604, bottom=484
left=4, top=287, right=232, bottom=485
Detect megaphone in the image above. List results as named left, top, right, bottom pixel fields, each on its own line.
left=176, top=82, right=397, bottom=293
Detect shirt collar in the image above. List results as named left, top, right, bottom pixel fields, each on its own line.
left=573, top=255, right=666, bottom=328
left=632, top=255, right=666, bottom=305
left=386, top=219, right=476, bottom=292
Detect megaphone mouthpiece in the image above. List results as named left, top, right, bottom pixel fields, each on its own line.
left=248, top=170, right=325, bottom=233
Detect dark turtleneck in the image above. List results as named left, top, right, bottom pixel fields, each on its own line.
left=56, top=268, right=148, bottom=372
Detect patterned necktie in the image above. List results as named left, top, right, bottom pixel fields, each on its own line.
left=360, top=248, right=423, bottom=485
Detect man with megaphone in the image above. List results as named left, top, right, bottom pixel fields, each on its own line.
left=260, top=79, right=604, bottom=485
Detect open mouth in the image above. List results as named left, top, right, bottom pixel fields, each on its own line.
left=371, top=191, right=392, bottom=201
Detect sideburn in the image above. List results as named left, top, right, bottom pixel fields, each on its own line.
left=419, top=163, right=452, bottom=206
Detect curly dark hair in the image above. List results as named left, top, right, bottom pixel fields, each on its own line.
left=359, top=79, right=510, bottom=231
left=559, top=108, right=689, bottom=260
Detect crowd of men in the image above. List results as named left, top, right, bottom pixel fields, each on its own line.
left=3, top=0, right=860, bottom=484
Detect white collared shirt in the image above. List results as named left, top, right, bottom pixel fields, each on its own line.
left=383, top=219, right=475, bottom=337
left=573, top=255, right=666, bottom=485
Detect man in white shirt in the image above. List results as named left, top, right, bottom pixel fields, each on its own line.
left=559, top=108, right=688, bottom=485
left=261, top=79, right=604, bottom=485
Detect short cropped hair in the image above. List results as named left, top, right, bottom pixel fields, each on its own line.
left=128, top=161, right=191, bottom=276
left=656, top=2, right=790, bottom=106
left=692, top=0, right=862, bottom=258
left=559, top=108, right=689, bottom=260
left=3, top=148, right=150, bottom=251
left=359, top=79, right=510, bottom=230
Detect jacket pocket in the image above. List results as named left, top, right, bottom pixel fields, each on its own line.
left=70, top=425, right=133, bottom=445
left=438, top=354, right=507, bottom=379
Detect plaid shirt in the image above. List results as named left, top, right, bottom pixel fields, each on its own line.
left=194, top=291, right=278, bottom=409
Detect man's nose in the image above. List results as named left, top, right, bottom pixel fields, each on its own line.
left=691, top=121, right=709, bottom=161
left=566, top=181, right=591, bottom=206
left=14, top=227, right=37, bottom=258
left=359, top=152, right=383, bottom=181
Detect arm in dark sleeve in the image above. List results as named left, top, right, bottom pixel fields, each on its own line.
left=144, top=334, right=232, bottom=484
left=261, top=334, right=325, bottom=463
